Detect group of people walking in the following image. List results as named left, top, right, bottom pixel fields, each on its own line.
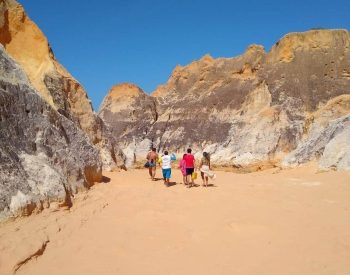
left=145, top=148, right=216, bottom=187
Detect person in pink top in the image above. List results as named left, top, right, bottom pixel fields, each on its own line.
left=179, top=154, right=187, bottom=184
left=183, top=148, right=195, bottom=188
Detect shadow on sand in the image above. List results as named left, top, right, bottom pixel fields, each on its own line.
left=185, top=183, right=200, bottom=188
left=189, top=183, right=217, bottom=188
left=166, top=182, right=177, bottom=187
left=203, top=183, right=217, bottom=187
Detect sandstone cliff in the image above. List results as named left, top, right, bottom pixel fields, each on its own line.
left=0, top=0, right=124, bottom=170
left=99, top=83, right=158, bottom=166
left=0, top=45, right=102, bottom=220
left=100, top=29, right=350, bottom=171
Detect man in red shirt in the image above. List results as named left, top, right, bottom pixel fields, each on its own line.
left=183, top=148, right=195, bottom=187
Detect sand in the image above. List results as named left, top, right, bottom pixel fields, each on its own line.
left=1, top=165, right=350, bottom=275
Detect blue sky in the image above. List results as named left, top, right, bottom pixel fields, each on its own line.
left=19, top=0, right=350, bottom=111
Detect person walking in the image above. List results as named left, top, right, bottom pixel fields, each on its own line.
left=146, top=147, right=158, bottom=181
left=199, top=152, right=215, bottom=187
left=179, top=154, right=187, bottom=184
left=159, top=151, right=173, bottom=187
left=183, top=148, right=195, bottom=188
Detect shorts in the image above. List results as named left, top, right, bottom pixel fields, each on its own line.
left=186, top=168, right=194, bottom=176
left=148, top=161, right=156, bottom=168
left=162, top=168, right=171, bottom=179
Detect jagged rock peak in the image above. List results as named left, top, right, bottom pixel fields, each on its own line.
left=276, top=29, right=349, bottom=48
left=0, top=0, right=125, bottom=170
left=200, top=53, right=214, bottom=63
left=0, top=0, right=98, bottom=137
left=99, top=83, right=148, bottom=113
left=152, top=44, right=266, bottom=98
left=268, top=29, right=350, bottom=63
left=108, top=83, right=146, bottom=98
left=0, top=0, right=65, bottom=106
left=244, top=44, right=266, bottom=56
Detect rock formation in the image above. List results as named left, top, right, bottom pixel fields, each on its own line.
left=0, top=0, right=125, bottom=170
left=0, top=45, right=102, bottom=220
left=283, top=95, right=350, bottom=170
left=100, top=29, right=350, bottom=171
left=99, top=83, right=158, bottom=166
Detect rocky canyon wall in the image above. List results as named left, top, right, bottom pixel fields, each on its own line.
left=0, top=0, right=127, bottom=220
left=0, top=45, right=102, bottom=219
left=100, top=29, right=350, bottom=171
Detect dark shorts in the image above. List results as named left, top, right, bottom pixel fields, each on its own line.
left=148, top=161, right=156, bottom=168
left=186, top=168, right=194, bottom=176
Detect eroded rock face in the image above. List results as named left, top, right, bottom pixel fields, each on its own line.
left=0, top=0, right=124, bottom=170
left=0, top=45, right=102, bottom=219
left=283, top=96, right=350, bottom=171
left=99, top=83, right=157, bottom=167
left=100, top=29, right=350, bottom=170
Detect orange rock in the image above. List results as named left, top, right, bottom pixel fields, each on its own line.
left=0, top=0, right=99, bottom=143
left=0, top=0, right=125, bottom=170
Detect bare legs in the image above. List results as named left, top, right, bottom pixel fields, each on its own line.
left=201, top=172, right=208, bottom=187
left=149, top=167, right=156, bottom=180
left=152, top=167, right=156, bottom=180
left=204, top=176, right=208, bottom=187
left=164, top=178, right=170, bottom=187
left=186, top=174, right=194, bottom=188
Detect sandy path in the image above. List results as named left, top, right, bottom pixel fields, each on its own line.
left=1, top=166, right=350, bottom=275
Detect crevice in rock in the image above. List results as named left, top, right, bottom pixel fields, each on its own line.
left=152, top=99, right=158, bottom=123
left=157, top=113, right=172, bottom=152
left=58, top=122, right=70, bottom=145
left=62, top=183, right=73, bottom=208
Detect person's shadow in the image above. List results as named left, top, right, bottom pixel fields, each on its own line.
left=167, top=181, right=177, bottom=187
left=200, top=183, right=217, bottom=187
left=206, top=183, right=216, bottom=187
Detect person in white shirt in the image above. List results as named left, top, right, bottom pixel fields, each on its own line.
left=159, top=151, right=173, bottom=187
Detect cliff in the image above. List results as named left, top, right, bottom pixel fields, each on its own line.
left=100, top=29, right=350, bottom=171
left=0, top=45, right=102, bottom=219
left=0, top=0, right=124, bottom=170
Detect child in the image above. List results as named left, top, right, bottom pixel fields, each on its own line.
left=159, top=151, right=174, bottom=187
left=179, top=154, right=187, bottom=184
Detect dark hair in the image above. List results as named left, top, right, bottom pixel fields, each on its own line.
left=187, top=148, right=192, bottom=153
left=183, top=154, right=187, bottom=159
left=203, top=152, right=210, bottom=161
left=152, top=147, right=156, bottom=152
left=164, top=151, right=169, bottom=155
